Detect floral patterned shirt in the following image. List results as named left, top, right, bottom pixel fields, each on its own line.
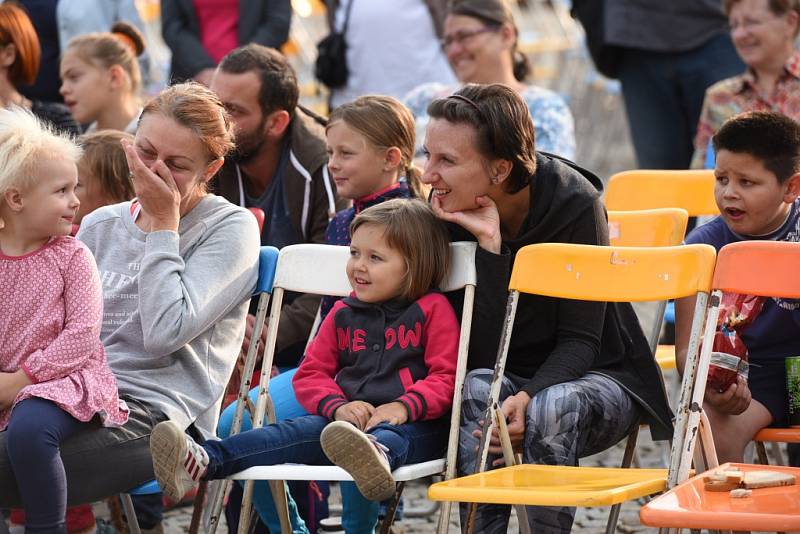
left=0, top=237, right=128, bottom=430
left=404, top=82, right=576, bottom=161
left=692, top=51, right=800, bottom=169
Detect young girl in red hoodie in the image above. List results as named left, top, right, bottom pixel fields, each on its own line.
left=150, top=198, right=459, bottom=504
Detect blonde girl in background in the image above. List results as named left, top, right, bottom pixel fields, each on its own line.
left=74, top=130, right=135, bottom=227
left=59, top=21, right=146, bottom=133
left=0, top=107, right=128, bottom=533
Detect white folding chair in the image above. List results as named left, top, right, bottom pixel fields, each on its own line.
left=223, top=242, right=477, bottom=534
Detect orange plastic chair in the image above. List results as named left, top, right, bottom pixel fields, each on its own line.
left=641, top=240, right=800, bottom=531
left=754, top=428, right=800, bottom=465
left=605, top=169, right=719, bottom=216
left=428, top=243, right=717, bottom=534
left=640, top=462, right=800, bottom=531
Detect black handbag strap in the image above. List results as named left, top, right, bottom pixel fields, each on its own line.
left=340, top=0, right=355, bottom=35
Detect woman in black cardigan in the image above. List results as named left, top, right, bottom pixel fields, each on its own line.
left=421, top=83, right=672, bottom=533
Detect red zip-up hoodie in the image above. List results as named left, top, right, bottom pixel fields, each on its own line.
left=293, top=292, right=459, bottom=422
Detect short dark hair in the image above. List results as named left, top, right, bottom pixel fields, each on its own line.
left=350, top=199, right=450, bottom=302
left=427, top=83, right=537, bottom=193
left=218, top=44, right=299, bottom=116
left=713, top=111, right=800, bottom=183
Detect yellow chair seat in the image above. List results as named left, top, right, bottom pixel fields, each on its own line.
left=428, top=465, right=668, bottom=507
left=655, top=344, right=676, bottom=370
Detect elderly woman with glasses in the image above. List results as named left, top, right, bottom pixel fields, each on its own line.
left=404, top=0, right=575, bottom=161
left=692, top=0, right=800, bottom=168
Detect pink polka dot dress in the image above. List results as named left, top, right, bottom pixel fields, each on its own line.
left=0, top=236, right=128, bottom=430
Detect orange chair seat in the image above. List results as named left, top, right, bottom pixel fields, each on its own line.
left=640, top=463, right=800, bottom=531
left=754, top=427, right=800, bottom=443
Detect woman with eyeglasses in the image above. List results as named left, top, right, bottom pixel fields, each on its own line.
left=692, top=0, right=800, bottom=168
left=404, top=0, right=575, bottom=161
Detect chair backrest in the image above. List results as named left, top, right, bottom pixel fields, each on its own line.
left=711, top=240, right=800, bottom=298
left=508, top=243, right=716, bottom=302
left=272, top=241, right=478, bottom=295
left=254, top=246, right=280, bottom=295
left=669, top=240, right=800, bottom=486
left=605, top=170, right=719, bottom=216
left=608, top=208, right=688, bottom=247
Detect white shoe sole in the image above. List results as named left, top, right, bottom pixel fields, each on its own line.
left=321, top=421, right=396, bottom=501
left=149, top=421, right=194, bottom=502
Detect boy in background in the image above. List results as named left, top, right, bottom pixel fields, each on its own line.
left=675, top=111, right=800, bottom=464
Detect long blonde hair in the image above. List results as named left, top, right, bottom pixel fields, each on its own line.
left=328, top=95, right=424, bottom=198
left=65, top=21, right=146, bottom=95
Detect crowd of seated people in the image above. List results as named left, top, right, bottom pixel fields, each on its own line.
left=1, top=1, right=798, bottom=533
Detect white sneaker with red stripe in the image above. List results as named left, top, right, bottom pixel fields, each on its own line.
left=149, top=420, right=209, bottom=502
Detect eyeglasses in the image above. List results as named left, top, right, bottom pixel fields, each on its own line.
left=729, top=14, right=784, bottom=32
left=440, top=26, right=497, bottom=49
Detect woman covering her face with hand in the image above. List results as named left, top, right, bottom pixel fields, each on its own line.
left=0, top=82, right=260, bottom=509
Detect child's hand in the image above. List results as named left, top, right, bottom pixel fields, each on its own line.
left=0, top=370, right=31, bottom=410
left=334, top=401, right=375, bottom=430
left=705, top=375, right=752, bottom=415
left=365, top=402, right=408, bottom=430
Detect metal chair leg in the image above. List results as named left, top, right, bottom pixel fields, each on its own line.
left=755, top=441, right=769, bottom=465
left=120, top=493, right=142, bottom=534
left=378, top=482, right=406, bottom=534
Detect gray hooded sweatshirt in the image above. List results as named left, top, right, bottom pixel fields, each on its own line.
left=77, top=195, right=260, bottom=436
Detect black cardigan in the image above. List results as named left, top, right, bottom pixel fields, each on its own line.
left=447, top=152, right=674, bottom=440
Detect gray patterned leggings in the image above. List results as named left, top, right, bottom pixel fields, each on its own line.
left=457, top=369, right=640, bottom=533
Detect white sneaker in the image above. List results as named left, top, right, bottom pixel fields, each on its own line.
left=149, top=420, right=209, bottom=502
left=320, top=421, right=396, bottom=501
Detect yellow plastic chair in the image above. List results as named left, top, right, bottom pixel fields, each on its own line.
left=605, top=169, right=719, bottom=216
left=428, top=243, right=717, bottom=534
left=607, top=208, right=689, bottom=249
left=641, top=241, right=800, bottom=531
left=607, top=208, right=688, bottom=367
left=605, top=170, right=718, bottom=374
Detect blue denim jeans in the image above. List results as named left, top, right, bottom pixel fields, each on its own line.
left=217, top=370, right=309, bottom=533
left=216, top=370, right=447, bottom=533
left=206, top=414, right=447, bottom=478
left=617, top=32, right=744, bottom=169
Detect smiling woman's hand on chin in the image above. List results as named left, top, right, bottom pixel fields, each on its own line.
left=431, top=194, right=502, bottom=254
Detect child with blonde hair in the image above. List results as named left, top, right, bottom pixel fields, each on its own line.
left=74, top=130, right=135, bottom=226
left=151, top=199, right=458, bottom=532
left=0, top=107, right=128, bottom=532
left=59, top=22, right=146, bottom=133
